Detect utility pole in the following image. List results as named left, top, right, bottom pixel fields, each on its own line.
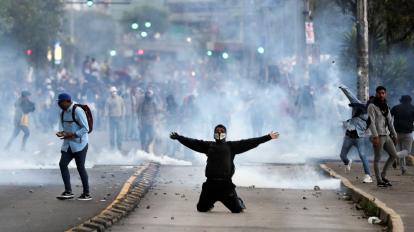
left=297, top=0, right=312, bottom=86
left=303, top=0, right=312, bottom=83
left=356, top=0, right=369, bottom=101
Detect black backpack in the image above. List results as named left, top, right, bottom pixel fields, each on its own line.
left=21, top=100, right=35, bottom=114
left=60, top=104, right=93, bottom=133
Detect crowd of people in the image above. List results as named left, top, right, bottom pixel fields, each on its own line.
left=3, top=52, right=413, bottom=189
left=2, top=53, right=327, bottom=160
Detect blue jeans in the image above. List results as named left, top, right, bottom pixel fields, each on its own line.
left=340, top=135, right=371, bottom=175
left=109, top=116, right=123, bottom=150
left=5, top=125, right=30, bottom=151
left=140, top=123, right=154, bottom=152
left=59, top=145, right=89, bottom=194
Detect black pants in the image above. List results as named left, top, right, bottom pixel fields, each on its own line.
left=197, top=180, right=245, bottom=213
left=59, top=145, right=89, bottom=194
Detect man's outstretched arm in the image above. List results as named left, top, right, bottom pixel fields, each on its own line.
left=170, top=132, right=211, bottom=154
left=229, top=131, right=279, bottom=155
left=339, top=86, right=361, bottom=104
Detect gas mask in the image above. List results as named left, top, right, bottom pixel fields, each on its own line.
left=214, top=124, right=227, bottom=142
left=214, top=132, right=226, bottom=142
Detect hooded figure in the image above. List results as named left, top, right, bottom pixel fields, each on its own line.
left=391, top=95, right=414, bottom=174
left=170, top=125, right=279, bottom=213
left=5, top=91, right=35, bottom=151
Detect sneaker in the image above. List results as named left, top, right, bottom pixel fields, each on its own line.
left=77, top=193, right=92, bottom=201
left=377, top=182, right=389, bottom=188
left=345, top=159, right=352, bottom=173
left=381, top=177, right=392, bottom=186
left=57, top=191, right=74, bottom=200
left=237, top=197, right=246, bottom=209
left=362, top=175, right=373, bottom=183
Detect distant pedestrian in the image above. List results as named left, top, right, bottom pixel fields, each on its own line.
left=90, top=58, right=100, bottom=80
left=131, top=87, right=144, bottom=141
left=5, top=91, right=35, bottom=151
left=391, top=95, right=414, bottom=175
left=165, top=94, right=180, bottom=157
left=82, top=56, right=91, bottom=78
left=338, top=86, right=373, bottom=183
left=105, top=86, right=125, bottom=151
left=56, top=93, right=92, bottom=201
left=368, top=86, right=408, bottom=187
left=138, top=90, right=158, bottom=152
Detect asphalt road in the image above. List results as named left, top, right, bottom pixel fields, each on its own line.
left=110, top=165, right=382, bottom=232
left=0, top=165, right=136, bottom=232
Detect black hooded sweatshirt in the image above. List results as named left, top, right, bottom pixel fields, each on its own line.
left=176, top=135, right=271, bottom=180
left=391, top=102, right=414, bottom=133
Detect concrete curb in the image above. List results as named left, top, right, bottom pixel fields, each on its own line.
left=66, top=162, right=160, bottom=232
left=320, top=164, right=404, bottom=232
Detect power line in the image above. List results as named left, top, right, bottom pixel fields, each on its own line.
left=64, top=0, right=132, bottom=5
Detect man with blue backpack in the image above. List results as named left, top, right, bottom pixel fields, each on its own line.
left=56, top=93, right=93, bottom=201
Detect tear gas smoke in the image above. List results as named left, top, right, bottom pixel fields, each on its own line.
left=0, top=1, right=378, bottom=190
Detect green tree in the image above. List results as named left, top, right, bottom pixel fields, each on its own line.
left=4, top=0, right=63, bottom=68
left=335, top=0, right=414, bottom=46
left=335, top=0, right=414, bottom=98
left=0, top=0, right=14, bottom=35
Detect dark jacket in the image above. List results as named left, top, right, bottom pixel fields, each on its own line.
left=391, top=103, right=414, bottom=133
left=176, top=135, right=271, bottom=180
left=139, top=97, right=158, bottom=125
left=13, top=97, right=35, bottom=125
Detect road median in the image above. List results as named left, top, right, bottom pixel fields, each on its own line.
left=66, top=162, right=160, bottom=232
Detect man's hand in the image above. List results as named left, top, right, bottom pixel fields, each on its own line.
left=372, top=136, right=380, bottom=148
left=61, top=132, right=76, bottom=140
left=269, top=131, right=280, bottom=140
left=392, top=136, right=398, bottom=145
left=170, top=132, right=179, bottom=140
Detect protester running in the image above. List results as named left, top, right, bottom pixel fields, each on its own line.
left=338, top=86, right=373, bottom=183
left=5, top=90, right=35, bottom=151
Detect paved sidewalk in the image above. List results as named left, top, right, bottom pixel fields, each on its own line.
left=111, top=165, right=380, bottom=232
left=325, top=162, right=414, bottom=231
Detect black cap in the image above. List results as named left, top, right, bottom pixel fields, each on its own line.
left=400, top=95, right=412, bottom=103
left=214, top=124, right=227, bottom=133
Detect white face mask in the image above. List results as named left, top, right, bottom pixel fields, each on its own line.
left=214, top=133, right=226, bottom=141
